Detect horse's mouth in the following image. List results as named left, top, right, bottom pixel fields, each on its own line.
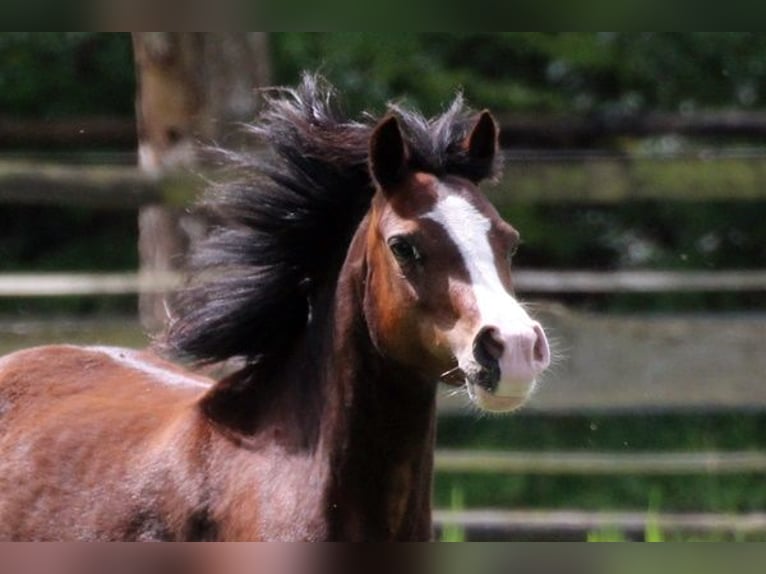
left=439, top=365, right=467, bottom=387
left=440, top=361, right=534, bottom=413
left=439, top=363, right=499, bottom=391
left=474, top=364, right=500, bottom=392
left=467, top=382, right=530, bottom=413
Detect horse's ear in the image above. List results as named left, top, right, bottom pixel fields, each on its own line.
left=369, top=115, right=409, bottom=190
left=465, top=110, right=499, bottom=163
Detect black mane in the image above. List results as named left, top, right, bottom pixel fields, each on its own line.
left=166, top=73, right=502, bottom=369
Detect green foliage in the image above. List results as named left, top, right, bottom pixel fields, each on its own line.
left=505, top=200, right=766, bottom=313
left=0, top=33, right=134, bottom=117
left=272, top=33, right=766, bottom=115
left=0, top=205, right=138, bottom=315
left=0, top=206, right=137, bottom=272
left=271, top=33, right=593, bottom=114
left=5, top=33, right=766, bottom=119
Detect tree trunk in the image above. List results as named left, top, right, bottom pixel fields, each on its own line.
left=132, top=33, right=270, bottom=333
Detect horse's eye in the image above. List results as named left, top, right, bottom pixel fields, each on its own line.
left=388, top=236, right=421, bottom=265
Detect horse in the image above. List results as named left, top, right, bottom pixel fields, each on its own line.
left=0, top=75, right=550, bottom=541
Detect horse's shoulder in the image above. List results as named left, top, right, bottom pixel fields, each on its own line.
left=0, top=344, right=211, bottom=406
left=0, top=344, right=83, bottom=388
left=0, top=345, right=89, bottom=422
left=81, top=346, right=213, bottom=391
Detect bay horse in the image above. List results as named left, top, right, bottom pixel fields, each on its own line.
left=0, top=75, right=550, bottom=541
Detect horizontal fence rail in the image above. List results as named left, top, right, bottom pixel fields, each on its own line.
left=494, top=152, right=766, bottom=204
left=2, top=270, right=766, bottom=298
left=6, top=152, right=766, bottom=209
left=433, top=509, right=766, bottom=540
left=7, top=111, right=766, bottom=149
left=0, top=273, right=180, bottom=297
left=0, top=116, right=137, bottom=149
left=517, top=270, right=766, bottom=293
left=496, top=109, right=766, bottom=146
left=0, top=161, right=160, bottom=208
left=434, top=450, right=766, bottom=476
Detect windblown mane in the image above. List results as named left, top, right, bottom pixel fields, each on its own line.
left=166, top=73, right=502, bottom=370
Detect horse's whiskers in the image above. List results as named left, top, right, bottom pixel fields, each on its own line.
left=440, top=366, right=462, bottom=378
left=439, top=365, right=466, bottom=387
left=445, top=386, right=468, bottom=399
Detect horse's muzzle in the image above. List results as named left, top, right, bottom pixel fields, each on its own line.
left=474, top=364, right=500, bottom=392
left=472, top=326, right=502, bottom=392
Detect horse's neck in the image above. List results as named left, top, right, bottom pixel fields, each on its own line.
left=315, top=229, right=438, bottom=541
left=203, top=223, right=437, bottom=540
left=321, top=348, right=437, bottom=541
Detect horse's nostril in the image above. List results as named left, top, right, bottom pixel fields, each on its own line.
left=473, top=326, right=504, bottom=369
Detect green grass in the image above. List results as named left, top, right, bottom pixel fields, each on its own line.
left=439, top=486, right=467, bottom=543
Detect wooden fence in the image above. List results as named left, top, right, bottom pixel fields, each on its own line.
left=7, top=150, right=766, bottom=207
left=2, top=147, right=765, bottom=540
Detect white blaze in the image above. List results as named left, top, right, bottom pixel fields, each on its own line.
left=424, top=184, right=547, bottom=409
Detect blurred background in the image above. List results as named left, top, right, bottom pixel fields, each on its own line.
left=1, top=32, right=766, bottom=541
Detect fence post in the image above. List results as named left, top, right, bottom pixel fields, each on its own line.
left=132, top=33, right=270, bottom=333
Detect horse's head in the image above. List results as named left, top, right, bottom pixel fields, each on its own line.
left=362, top=111, right=550, bottom=413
